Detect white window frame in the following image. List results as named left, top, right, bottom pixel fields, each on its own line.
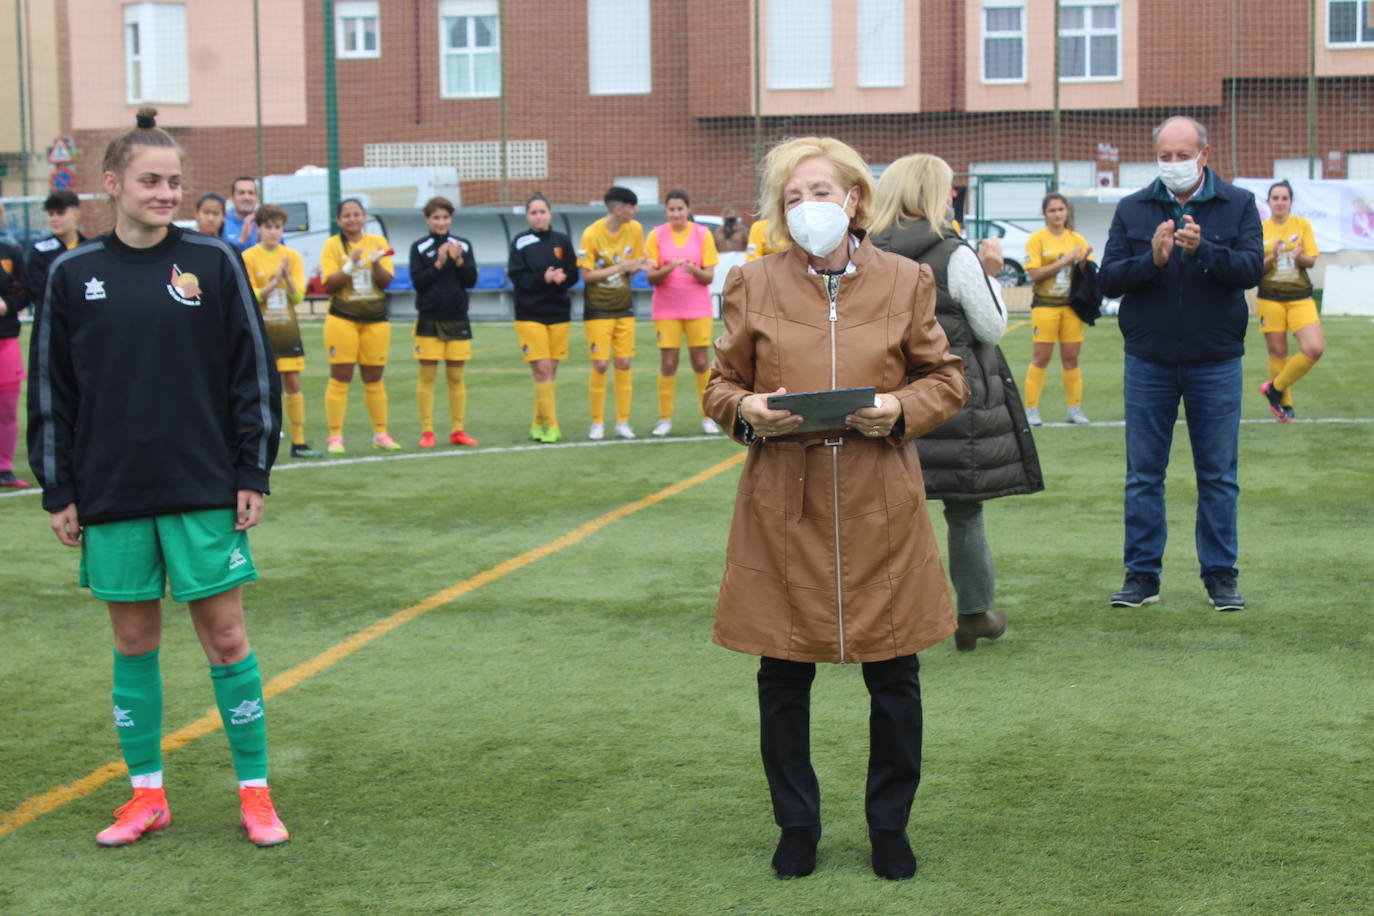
left=857, top=0, right=904, bottom=89
left=336, top=0, right=380, bottom=60
left=1348, top=152, right=1374, bottom=178
left=1058, top=0, right=1121, bottom=82
left=440, top=0, right=501, bottom=99
left=1326, top=0, right=1374, bottom=47
left=588, top=0, right=652, bottom=95
left=981, top=0, right=1026, bottom=84
left=766, top=0, right=833, bottom=91
left=122, top=3, right=189, bottom=105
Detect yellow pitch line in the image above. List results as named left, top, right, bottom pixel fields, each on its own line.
left=1006, top=319, right=1029, bottom=333
left=0, top=451, right=746, bottom=838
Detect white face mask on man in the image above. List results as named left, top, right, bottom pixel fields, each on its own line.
left=1158, top=157, right=1201, bottom=193
left=786, top=189, right=854, bottom=258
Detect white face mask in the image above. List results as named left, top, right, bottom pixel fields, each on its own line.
left=1158, top=157, right=1201, bottom=193
left=787, top=189, right=854, bottom=258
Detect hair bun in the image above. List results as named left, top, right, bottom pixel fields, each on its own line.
left=135, top=106, right=158, bottom=129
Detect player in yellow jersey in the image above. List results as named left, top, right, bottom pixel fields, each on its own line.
left=579, top=187, right=650, bottom=439
left=1022, top=192, right=1094, bottom=426
left=1257, top=180, right=1323, bottom=422
left=243, top=205, right=320, bottom=458
left=319, top=198, right=398, bottom=454
left=745, top=217, right=789, bottom=261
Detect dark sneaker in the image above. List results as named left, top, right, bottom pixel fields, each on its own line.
left=1259, top=381, right=1285, bottom=419
left=0, top=470, right=31, bottom=488
left=1110, top=572, right=1160, bottom=607
left=290, top=443, right=323, bottom=459
left=1281, top=405, right=1295, bottom=422
left=1204, top=573, right=1245, bottom=612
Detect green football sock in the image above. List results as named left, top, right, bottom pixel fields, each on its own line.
left=210, top=650, right=269, bottom=782
left=112, top=648, right=163, bottom=777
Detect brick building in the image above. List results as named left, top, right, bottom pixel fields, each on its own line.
left=22, top=0, right=1374, bottom=221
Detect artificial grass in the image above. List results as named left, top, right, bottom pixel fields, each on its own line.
left=1, top=317, right=1370, bottom=914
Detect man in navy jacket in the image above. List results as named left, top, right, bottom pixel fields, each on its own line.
left=1098, top=116, right=1263, bottom=613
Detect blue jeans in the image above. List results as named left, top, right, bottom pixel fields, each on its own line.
left=1123, top=355, right=1241, bottom=580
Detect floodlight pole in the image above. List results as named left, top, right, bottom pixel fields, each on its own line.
left=1051, top=0, right=1061, bottom=191
left=253, top=0, right=264, bottom=184
left=1307, top=0, right=1317, bottom=179
left=323, top=0, right=341, bottom=229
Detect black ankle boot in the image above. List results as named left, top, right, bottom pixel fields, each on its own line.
left=771, top=825, right=821, bottom=878
left=869, top=828, right=917, bottom=880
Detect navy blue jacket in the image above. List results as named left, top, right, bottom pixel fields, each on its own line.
left=1099, top=168, right=1263, bottom=364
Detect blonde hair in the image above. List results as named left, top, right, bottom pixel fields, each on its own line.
left=757, top=137, right=875, bottom=250
left=869, top=154, right=955, bottom=238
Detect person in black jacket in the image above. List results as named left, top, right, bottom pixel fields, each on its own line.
left=410, top=196, right=479, bottom=447
left=507, top=193, right=578, bottom=443
left=27, top=107, right=289, bottom=848
left=0, top=233, right=29, bottom=487
left=24, top=190, right=87, bottom=319
left=871, top=153, right=1044, bottom=651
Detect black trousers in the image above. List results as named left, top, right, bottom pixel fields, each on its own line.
left=757, top=654, right=923, bottom=831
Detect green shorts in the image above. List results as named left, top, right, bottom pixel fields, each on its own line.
left=79, top=509, right=258, bottom=603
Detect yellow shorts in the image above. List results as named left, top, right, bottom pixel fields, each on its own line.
left=655, top=317, right=714, bottom=350
left=515, top=321, right=570, bottom=362
left=1257, top=297, right=1320, bottom=335
left=1031, top=305, right=1084, bottom=345
left=276, top=357, right=305, bottom=374
left=585, top=317, right=636, bottom=360
left=325, top=314, right=390, bottom=366
left=413, top=336, right=473, bottom=361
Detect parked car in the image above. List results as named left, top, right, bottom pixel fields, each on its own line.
left=962, top=218, right=1036, bottom=288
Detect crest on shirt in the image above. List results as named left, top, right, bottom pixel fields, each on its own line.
left=166, top=264, right=202, bottom=306
left=553, top=247, right=563, bottom=259
left=84, top=277, right=106, bottom=300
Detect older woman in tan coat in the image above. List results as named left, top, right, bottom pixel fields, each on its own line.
left=704, top=137, right=969, bottom=881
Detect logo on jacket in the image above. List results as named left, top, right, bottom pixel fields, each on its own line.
left=84, top=277, right=106, bottom=300
left=553, top=247, right=563, bottom=259
left=166, top=265, right=203, bottom=306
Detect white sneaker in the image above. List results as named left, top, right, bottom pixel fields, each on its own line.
left=1025, top=407, right=1043, bottom=427
left=701, top=417, right=721, bottom=435
left=615, top=422, right=636, bottom=439
left=1066, top=406, right=1091, bottom=425
left=588, top=423, right=605, bottom=440
left=652, top=419, right=672, bottom=437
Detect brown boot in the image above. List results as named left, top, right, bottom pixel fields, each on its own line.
left=954, top=610, right=1008, bottom=652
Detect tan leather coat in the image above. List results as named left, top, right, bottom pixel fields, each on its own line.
left=703, top=236, right=970, bottom=664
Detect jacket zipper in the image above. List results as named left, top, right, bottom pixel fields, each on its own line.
left=825, top=273, right=845, bottom=662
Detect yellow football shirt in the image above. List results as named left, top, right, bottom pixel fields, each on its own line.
left=746, top=219, right=788, bottom=261
left=1259, top=215, right=1318, bottom=301
left=320, top=231, right=394, bottom=322
left=645, top=223, right=720, bottom=267
left=243, top=243, right=307, bottom=358
left=578, top=217, right=645, bottom=319
left=1024, top=227, right=1092, bottom=306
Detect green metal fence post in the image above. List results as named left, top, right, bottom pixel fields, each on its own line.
left=323, top=0, right=341, bottom=229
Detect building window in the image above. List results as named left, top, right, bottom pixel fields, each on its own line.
left=336, top=1, right=379, bottom=59
left=588, top=0, right=651, bottom=95
left=1328, top=1, right=1374, bottom=45
left=123, top=3, right=189, bottom=105
left=440, top=1, right=500, bottom=98
left=982, top=1, right=1025, bottom=83
left=767, top=0, right=833, bottom=90
left=857, top=0, right=904, bottom=88
left=1059, top=1, right=1120, bottom=80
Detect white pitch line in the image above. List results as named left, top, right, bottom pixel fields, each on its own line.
left=4, top=416, right=1373, bottom=501
left=0, top=434, right=730, bottom=498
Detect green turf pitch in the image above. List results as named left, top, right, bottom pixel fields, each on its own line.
left=2, top=316, right=1371, bottom=914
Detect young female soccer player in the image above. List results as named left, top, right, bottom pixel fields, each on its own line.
left=410, top=196, right=479, bottom=447
left=194, top=193, right=226, bottom=237
left=27, top=108, right=288, bottom=847
left=1022, top=192, right=1094, bottom=426
left=645, top=189, right=719, bottom=436
left=319, top=198, right=398, bottom=453
left=243, top=204, right=320, bottom=457
left=1258, top=180, right=1323, bottom=421
left=507, top=193, right=579, bottom=442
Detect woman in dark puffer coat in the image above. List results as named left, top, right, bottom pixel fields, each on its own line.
left=871, top=154, right=1043, bottom=651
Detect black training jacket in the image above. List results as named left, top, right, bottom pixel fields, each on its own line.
left=24, top=234, right=86, bottom=323
left=409, top=232, right=477, bottom=321
left=27, top=227, right=281, bottom=524
left=0, top=239, right=26, bottom=338
left=507, top=228, right=578, bottom=324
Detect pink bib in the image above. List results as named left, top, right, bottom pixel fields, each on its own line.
left=651, top=223, right=711, bottom=320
